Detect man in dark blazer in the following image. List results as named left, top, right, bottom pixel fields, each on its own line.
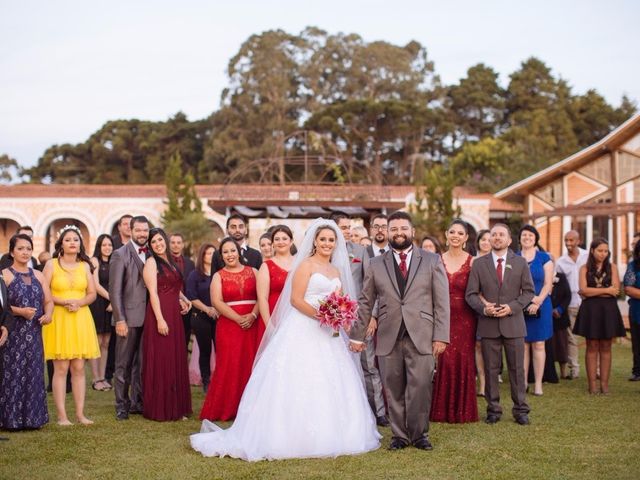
left=109, top=215, right=150, bottom=420
left=465, top=223, right=535, bottom=425
left=212, top=214, right=262, bottom=271
left=350, top=211, right=450, bottom=451
left=366, top=213, right=390, bottom=259
left=169, top=232, right=196, bottom=347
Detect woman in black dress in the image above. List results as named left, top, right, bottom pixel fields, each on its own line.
left=186, top=243, right=217, bottom=393
left=89, top=234, right=113, bottom=391
left=573, top=238, right=625, bottom=394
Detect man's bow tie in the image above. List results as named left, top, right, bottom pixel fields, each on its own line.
left=138, top=247, right=148, bottom=254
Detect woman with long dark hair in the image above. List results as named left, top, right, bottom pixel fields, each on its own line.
left=89, top=234, right=114, bottom=391
left=142, top=228, right=192, bottom=421
left=0, top=234, right=53, bottom=430
left=430, top=219, right=478, bottom=423
left=517, top=225, right=553, bottom=396
left=199, top=237, right=262, bottom=421
left=186, top=243, right=217, bottom=393
left=257, top=225, right=294, bottom=325
left=42, top=225, right=99, bottom=425
left=573, top=238, right=625, bottom=394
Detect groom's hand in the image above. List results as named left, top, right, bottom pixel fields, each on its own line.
left=349, top=340, right=365, bottom=352
left=432, top=341, right=447, bottom=357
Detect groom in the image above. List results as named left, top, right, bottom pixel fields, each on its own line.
left=350, top=211, right=450, bottom=450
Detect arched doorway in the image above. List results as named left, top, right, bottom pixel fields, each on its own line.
left=0, top=218, right=21, bottom=253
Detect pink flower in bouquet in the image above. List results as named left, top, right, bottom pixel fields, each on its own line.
left=315, top=291, right=359, bottom=336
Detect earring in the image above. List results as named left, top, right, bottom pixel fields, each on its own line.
left=463, top=241, right=467, bottom=250
left=311, top=244, right=317, bottom=255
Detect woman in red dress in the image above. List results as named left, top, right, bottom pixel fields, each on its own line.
left=257, top=225, right=295, bottom=324
left=200, top=237, right=262, bottom=421
left=430, top=219, right=479, bottom=423
left=142, top=228, right=193, bottom=421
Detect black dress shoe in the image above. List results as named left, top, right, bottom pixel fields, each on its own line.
left=514, top=415, right=530, bottom=425
left=388, top=438, right=408, bottom=450
left=116, top=412, right=129, bottom=421
left=628, top=374, right=640, bottom=382
left=376, top=416, right=390, bottom=427
left=412, top=437, right=433, bottom=450
left=129, top=408, right=143, bottom=415
left=485, top=414, right=500, bottom=424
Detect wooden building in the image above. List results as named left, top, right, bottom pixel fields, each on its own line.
left=496, top=113, right=640, bottom=264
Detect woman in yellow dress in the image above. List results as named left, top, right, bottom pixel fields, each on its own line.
left=42, top=225, right=99, bottom=425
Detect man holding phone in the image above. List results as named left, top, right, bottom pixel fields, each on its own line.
left=465, top=223, right=535, bottom=426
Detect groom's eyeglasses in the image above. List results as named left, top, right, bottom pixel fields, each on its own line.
left=371, top=224, right=387, bottom=231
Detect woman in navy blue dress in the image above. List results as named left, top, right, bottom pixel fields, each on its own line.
left=517, top=225, right=553, bottom=396
left=0, top=234, right=53, bottom=430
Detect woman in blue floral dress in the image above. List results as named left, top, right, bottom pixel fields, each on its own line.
left=0, top=234, right=53, bottom=430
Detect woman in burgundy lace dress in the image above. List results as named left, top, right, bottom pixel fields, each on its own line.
left=142, top=228, right=192, bottom=421
left=430, top=219, right=479, bottom=423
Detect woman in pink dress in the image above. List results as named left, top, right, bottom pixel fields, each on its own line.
left=430, top=219, right=479, bottom=423
left=257, top=225, right=295, bottom=325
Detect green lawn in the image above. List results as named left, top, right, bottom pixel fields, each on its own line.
left=2, top=342, right=639, bottom=480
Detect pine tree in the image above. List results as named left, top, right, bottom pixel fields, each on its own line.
left=161, top=152, right=212, bottom=255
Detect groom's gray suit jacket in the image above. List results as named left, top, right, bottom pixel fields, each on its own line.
left=351, top=247, right=450, bottom=355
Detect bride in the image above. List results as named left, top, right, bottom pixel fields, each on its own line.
left=190, top=219, right=381, bottom=461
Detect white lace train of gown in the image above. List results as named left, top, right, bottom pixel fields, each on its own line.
left=190, top=273, right=381, bottom=461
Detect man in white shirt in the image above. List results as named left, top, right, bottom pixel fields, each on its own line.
left=555, top=230, right=588, bottom=379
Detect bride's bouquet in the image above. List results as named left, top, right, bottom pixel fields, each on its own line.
left=315, top=291, right=359, bottom=337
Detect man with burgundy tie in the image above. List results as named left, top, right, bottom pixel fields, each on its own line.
left=465, top=223, right=535, bottom=425
left=350, top=211, right=450, bottom=451
left=109, top=215, right=150, bottom=420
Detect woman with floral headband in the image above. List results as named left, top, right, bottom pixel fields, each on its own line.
left=42, top=225, right=99, bottom=425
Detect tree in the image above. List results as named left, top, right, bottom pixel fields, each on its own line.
left=25, top=114, right=210, bottom=184
left=446, top=63, right=506, bottom=148
left=0, top=154, right=19, bottom=183
left=161, top=153, right=212, bottom=255
left=450, top=137, right=515, bottom=192
left=410, top=162, right=461, bottom=244
left=501, top=57, right=578, bottom=183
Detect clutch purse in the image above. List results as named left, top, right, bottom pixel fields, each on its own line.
left=523, top=302, right=540, bottom=318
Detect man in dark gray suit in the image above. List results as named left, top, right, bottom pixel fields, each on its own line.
left=350, top=211, right=450, bottom=451
left=465, top=223, right=535, bottom=425
left=331, top=212, right=388, bottom=427
left=109, top=215, right=150, bottom=420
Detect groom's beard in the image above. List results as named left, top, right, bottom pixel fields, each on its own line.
left=389, top=235, right=412, bottom=250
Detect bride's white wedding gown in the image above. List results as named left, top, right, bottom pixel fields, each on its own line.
left=190, top=273, right=381, bottom=461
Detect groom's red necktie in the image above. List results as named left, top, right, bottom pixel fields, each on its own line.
left=399, top=252, right=408, bottom=279
left=496, top=258, right=503, bottom=287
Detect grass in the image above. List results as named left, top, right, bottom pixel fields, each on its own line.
left=2, top=342, right=640, bottom=480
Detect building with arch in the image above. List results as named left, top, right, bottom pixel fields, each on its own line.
left=0, top=183, right=513, bottom=256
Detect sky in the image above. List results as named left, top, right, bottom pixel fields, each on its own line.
left=1, top=0, right=639, bottom=170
